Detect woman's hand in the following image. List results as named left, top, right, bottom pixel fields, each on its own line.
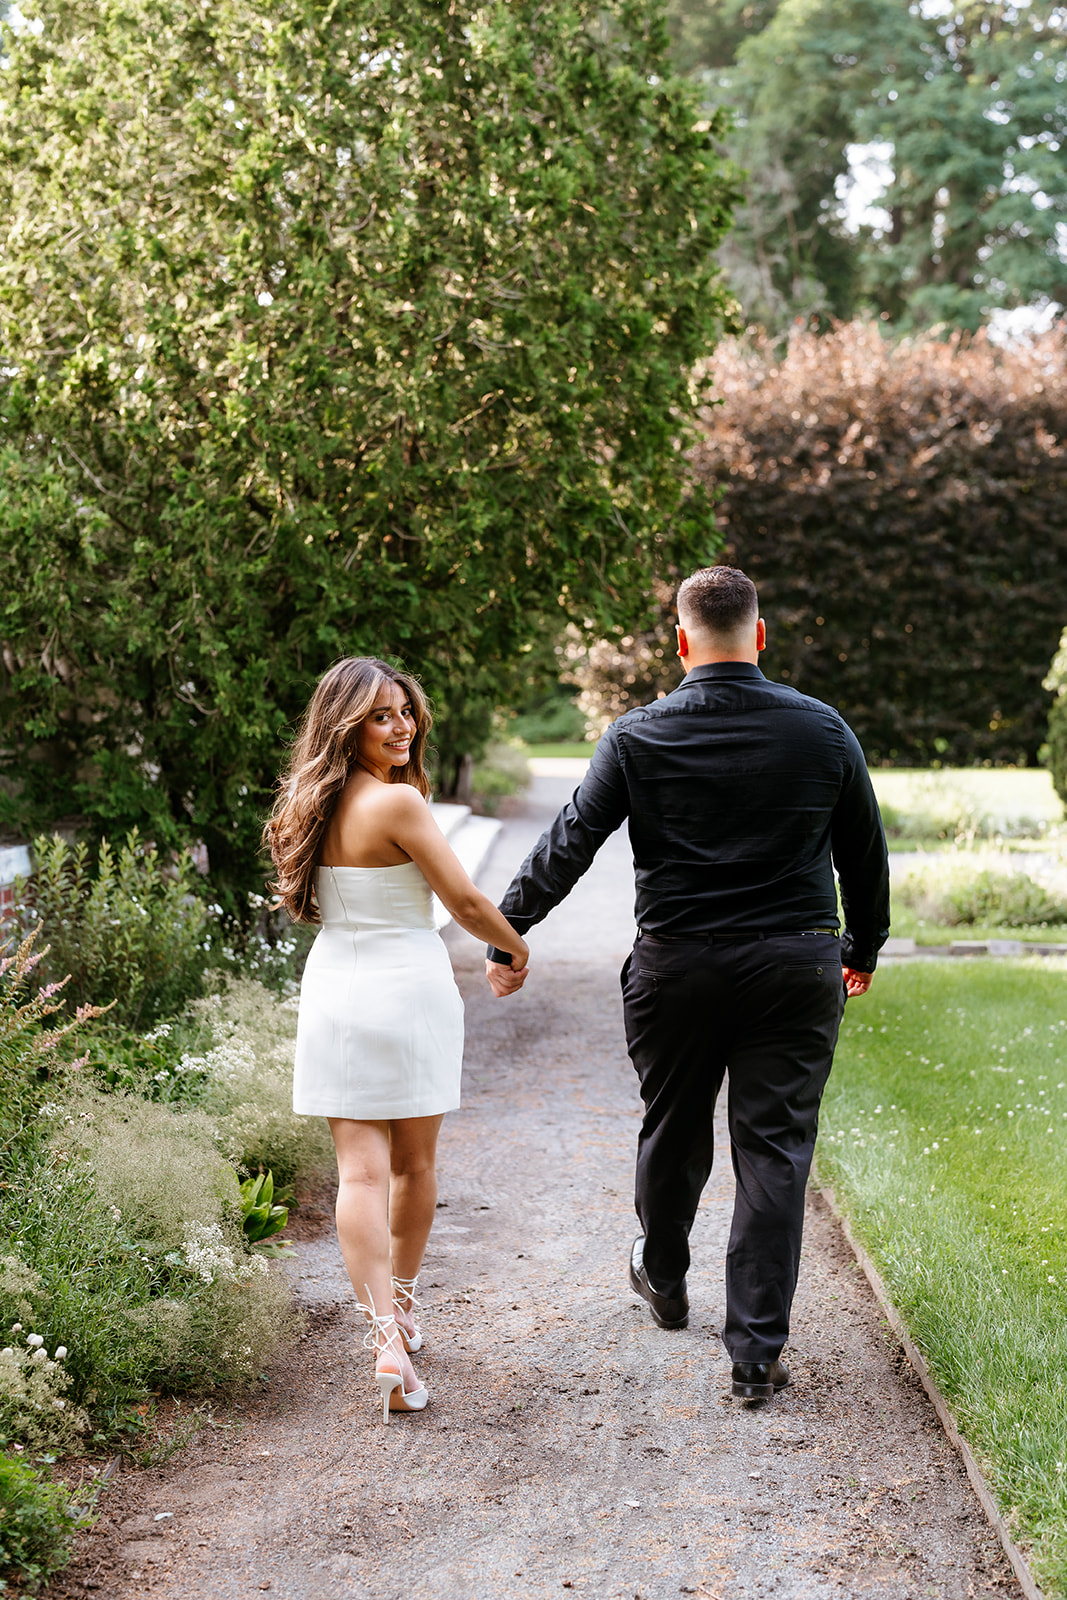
left=485, top=958, right=529, bottom=998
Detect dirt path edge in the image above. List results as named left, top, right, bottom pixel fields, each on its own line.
left=818, top=1181, right=1045, bottom=1600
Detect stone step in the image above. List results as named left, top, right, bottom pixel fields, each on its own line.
left=0, top=844, right=31, bottom=887
left=428, top=801, right=471, bottom=840
left=431, top=812, right=503, bottom=930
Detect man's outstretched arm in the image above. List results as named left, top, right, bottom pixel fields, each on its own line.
left=486, top=728, right=629, bottom=991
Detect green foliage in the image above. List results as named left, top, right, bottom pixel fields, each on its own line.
left=561, top=580, right=683, bottom=734
left=239, top=1172, right=291, bottom=1250
left=692, top=324, right=1067, bottom=765
left=470, top=740, right=531, bottom=815
left=667, top=0, right=1067, bottom=331
left=210, top=900, right=316, bottom=998
left=0, top=936, right=305, bottom=1456
left=896, top=855, right=1067, bottom=931
left=74, top=1023, right=213, bottom=1105
left=0, top=0, right=736, bottom=903
left=22, top=833, right=209, bottom=1029
left=510, top=688, right=588, bottom=746
left=1044, top=628, right=1067, bottom=808
left=0, top=1451, right=90, bottom=1596
left=819, top=963, right=1067, bottom=1592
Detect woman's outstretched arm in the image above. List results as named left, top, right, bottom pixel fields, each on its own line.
left=381, top=788, right=529, bottom=968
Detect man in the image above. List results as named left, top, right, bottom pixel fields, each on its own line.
left=486, top=566, right=890, bottom=1400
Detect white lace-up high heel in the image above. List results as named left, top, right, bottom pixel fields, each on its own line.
left=356, top=1295, right=429, bottom=1424
left=391, top=1273, right=423, bottom=1354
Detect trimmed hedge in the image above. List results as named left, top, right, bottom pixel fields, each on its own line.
left=690, top=323, right=1067, bottom=765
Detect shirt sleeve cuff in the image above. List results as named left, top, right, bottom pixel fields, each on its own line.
left=487, top=946, right=512, bottom=966
left=841, top=936, right=877, bottom=972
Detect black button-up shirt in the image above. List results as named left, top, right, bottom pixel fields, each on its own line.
left=490, top=662, right=890, bottom=971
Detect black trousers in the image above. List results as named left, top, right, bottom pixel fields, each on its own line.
left=621, top=931, right=845, bottom=1363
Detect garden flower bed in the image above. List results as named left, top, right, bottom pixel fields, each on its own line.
left=0, top=834, right=331, bottom=1592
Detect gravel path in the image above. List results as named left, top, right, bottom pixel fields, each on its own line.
left=60, top=777, right=1021, bottom=1600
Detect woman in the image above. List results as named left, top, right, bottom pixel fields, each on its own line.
left=265, top=658, right=529, bottom=1423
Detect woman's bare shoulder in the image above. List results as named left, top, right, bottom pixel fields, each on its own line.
left=334, top=776, right=426, bottom=813
left=361, top=781, right=430, bottom=819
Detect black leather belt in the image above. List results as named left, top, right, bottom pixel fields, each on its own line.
left=638, top=928, right=839, bottom=946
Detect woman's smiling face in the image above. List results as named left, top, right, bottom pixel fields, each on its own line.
left=355, top=680, right=416, bottom=778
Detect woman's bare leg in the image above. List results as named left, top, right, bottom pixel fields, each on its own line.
left=388, top=1114, right=444, bottom=1339
left=328, top=1117, right=419, bottom=1392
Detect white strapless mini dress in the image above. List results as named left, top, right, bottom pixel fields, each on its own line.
left=292, top=862, right=464, bottom=1119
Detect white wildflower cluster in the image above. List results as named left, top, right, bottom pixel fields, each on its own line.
left=0, top=1327, right=89, bottom=1452
left=185, top=978, right=331, bottom=1183
left=182, top=1223, right=267, bottom=1286
left=0, top=1253, right=42, bottom=1323
left=180, top=1037, right=257, bottom=1083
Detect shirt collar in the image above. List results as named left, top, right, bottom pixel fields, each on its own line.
left=677, top=661, right=766, bottom=684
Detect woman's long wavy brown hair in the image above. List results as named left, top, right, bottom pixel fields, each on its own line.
left=264, top=657, right=432, bottom=923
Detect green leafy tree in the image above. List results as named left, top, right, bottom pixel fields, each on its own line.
left=0, top=0, right=736, bottom=903
left=857, top=0, right=1067, bottom=328
left=667, top=0, right=1067, bottom=331
left=710, top=0, right=921, bottom=329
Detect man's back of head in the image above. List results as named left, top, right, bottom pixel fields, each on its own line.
left=676, top=566, right=762, bottom=667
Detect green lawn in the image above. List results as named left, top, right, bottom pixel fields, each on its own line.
left=523, top=741, right=599, bottom=760
left=818, top=960, right=1067, bottom=1594
left=871, top=766, right=1063, bottom=829
left=888, top=906, right=1067, bottom=947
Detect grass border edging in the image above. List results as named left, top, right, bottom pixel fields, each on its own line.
left=817, top=1182, right=1045, bottom=1600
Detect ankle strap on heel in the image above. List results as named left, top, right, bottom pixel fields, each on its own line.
left=391, top=1273, right=421, bottom=1314
left=355, top=1293, right=404, bottom=1357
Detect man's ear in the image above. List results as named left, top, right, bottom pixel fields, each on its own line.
left=756, top=617, right=766, bottom=653
left=676, top=624, right=689, bottom=660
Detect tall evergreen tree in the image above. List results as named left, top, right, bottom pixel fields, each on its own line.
left=668, top=0, right=1067, bottom=330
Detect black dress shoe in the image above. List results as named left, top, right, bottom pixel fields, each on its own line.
left=731, top=1359, right=790, bottom=1400
left=629, top=1237, right=689, bottom=1330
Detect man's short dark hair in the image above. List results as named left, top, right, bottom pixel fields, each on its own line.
left=677, top=566, right=758, bottom=636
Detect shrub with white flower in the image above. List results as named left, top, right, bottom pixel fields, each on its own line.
left=0, top=1334, right=89, bottom=1454
left=182, top=1223, right=267, bottom=1287
left=0, top=1255, right=41, bottom=1325
left=189, top=980, right=333, bottom=1188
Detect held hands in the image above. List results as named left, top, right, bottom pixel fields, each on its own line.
left=485, top=957, right=529, bottom=998
left=843, top=966, right=873, bottom=998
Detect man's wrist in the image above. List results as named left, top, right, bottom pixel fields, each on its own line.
left=487, top=947, right=513, bottom=967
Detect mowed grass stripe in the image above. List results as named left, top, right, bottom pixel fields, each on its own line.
left=817, top=960, right=1067, bottom=1596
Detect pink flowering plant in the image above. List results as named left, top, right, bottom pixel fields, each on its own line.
left=19, top=831, right=209, bottom=1030
left=0, top=929, right=108, bottom=1138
